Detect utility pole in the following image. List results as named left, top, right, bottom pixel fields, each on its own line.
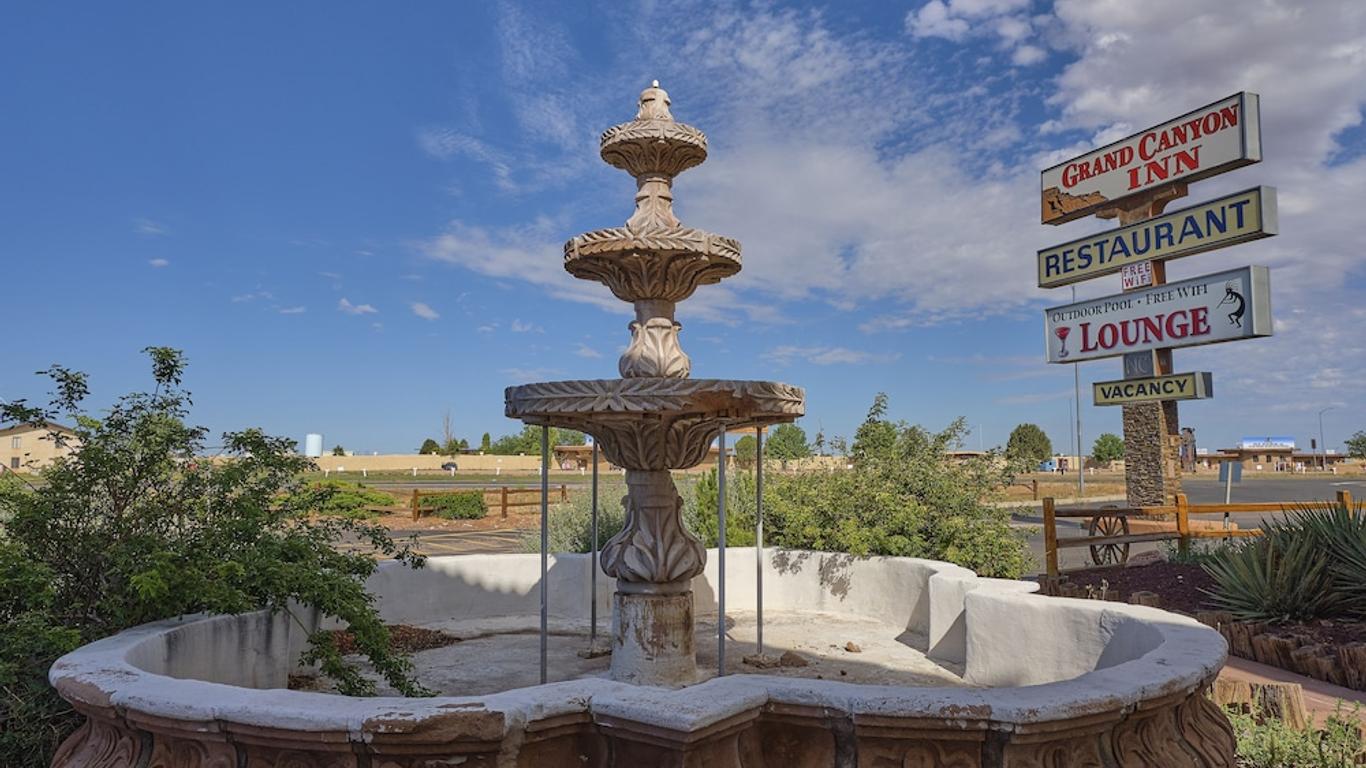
left=1318, top=406, right=1335, bottom=471
left=1072, top=285, right=1084, bottom=496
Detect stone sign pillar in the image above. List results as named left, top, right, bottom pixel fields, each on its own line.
left=1101, top=184, right=1188, bottom=506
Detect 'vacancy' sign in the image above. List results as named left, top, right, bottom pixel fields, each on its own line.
left=1093, top=372, right=1214, bottom=406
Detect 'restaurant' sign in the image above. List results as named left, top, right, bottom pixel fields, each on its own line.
left=1043, top=266, right=1271, bottom=363
left=1037, top=187, right=1277, bottom=288
left=1041, top=92, right=1262, bottom=225
left=1093, top=372, right=1213, bottom=406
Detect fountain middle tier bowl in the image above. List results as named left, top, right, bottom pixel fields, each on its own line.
left=505, top=377, right=804, bottom=470
left=562, top=226, right=741, bottom=303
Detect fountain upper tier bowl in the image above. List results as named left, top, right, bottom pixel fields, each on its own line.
left=505, top=378, right=804, bottom=469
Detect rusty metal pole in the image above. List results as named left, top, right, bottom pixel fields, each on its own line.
left=755, top=426, right=764, bottom=656
left=590, top=441, right=599, bottom=646
left=540, top=426, right=549, bottom=684
left=717, top=430, right=727, bottom=677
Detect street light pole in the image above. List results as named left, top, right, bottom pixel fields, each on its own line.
left=1318, top=406, right=1336, bottom=471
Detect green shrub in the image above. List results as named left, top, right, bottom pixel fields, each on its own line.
left=421, top=491, right=488, bottom=520
left=297, top=479, right=398, bottom=519
left=0, top=348, right=427, bottom=768
left=1229, top=704, right=1364, bottom=767
left=1204, top=501, right=1366, bottom=621
left=523, top=482, right=626, bottom=553
left=685, top=398, right=1031, bottom=578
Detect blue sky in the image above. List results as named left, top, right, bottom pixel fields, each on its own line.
left=4, top=1, right=1365, bottom=456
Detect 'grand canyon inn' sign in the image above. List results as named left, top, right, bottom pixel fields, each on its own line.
left=1044, top=266, right=1271, bottom=364
left=1041, top=92, right=1262, bottom=225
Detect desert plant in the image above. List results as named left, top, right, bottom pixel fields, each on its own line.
left=1203, top=500, right=1364, bottom=621
left=523, top=481, right=627, bottom=554
left=421, top=491, right=488, bottom=520
left=1228, top=703, right=1364, bottom=767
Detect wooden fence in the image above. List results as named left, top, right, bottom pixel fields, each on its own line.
left=1042, top=489, right=1355, bottom=577
left=409, top=484, right=570, bottom=521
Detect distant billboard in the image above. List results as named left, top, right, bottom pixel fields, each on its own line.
left=1239, top=436, right=1295, bottom=450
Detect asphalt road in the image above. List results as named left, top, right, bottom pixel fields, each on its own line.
left=1018, top=474, right=1363, bottom=574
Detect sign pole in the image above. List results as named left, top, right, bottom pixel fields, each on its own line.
left=590, top=441, right=599, bottom=647
left=1098, top=183, right=1189, bottom=506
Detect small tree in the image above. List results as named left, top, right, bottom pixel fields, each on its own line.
left=1092, top=433, right=1124, bottom=464
left=480, top=432, right=492, bottom=453
left=768, top=423, right=812, bottom=463
left=419, top=438, right=441, bottom=455
left=733, top=434, right=757, bottom=468
left=331, top=444, right=346, bottom=456
left=0, top=349, right=426, bottom=767
left=440, top=438, right=462, bottom=455
left=1346, top=430, right=1366, bottom=459
left=1006, top=424, right=1052, bottom=468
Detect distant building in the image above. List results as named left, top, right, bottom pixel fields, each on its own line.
left=0, top=421, right=78, bottom=472
left=1205, top=436, right=1352, bottom=471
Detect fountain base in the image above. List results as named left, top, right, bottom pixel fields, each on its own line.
left=610, top=591, right=697, bottom=686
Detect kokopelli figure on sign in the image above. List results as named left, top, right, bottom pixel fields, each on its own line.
left=1217, top=281, right=1246, bottom=327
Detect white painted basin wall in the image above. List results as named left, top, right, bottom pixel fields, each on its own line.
left=50, top=549, right=1228, bottom=735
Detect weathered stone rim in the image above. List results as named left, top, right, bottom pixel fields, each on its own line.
left=50, top=552, right=1227, bottom=742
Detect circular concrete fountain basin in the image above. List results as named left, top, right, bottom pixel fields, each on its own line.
left=48, top=549, right=1235, bottom=767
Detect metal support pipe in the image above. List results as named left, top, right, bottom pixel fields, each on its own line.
left=717, top=430, right=727, bottom=677
left=755, top=426, right=764, bottom=655
left=590, top=441, right=599, bottom=645
left=539, top=426, right=549, bottom=685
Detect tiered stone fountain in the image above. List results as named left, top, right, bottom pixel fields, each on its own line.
left=46, top=82, right=1238, bottom=768
left=506, top=81, right=803, bottom=686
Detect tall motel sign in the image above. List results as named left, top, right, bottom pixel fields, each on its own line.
left=1038, top=92, right=1276, bottom=506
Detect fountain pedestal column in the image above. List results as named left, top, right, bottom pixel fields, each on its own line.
left=600, top=468, right=705, bottom=685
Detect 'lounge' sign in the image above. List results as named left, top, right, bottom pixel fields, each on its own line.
left=1043, top=266, right=1272, bottom=364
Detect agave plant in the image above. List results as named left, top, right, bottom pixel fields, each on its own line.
left=1202, top=500, right=1364, bottom=622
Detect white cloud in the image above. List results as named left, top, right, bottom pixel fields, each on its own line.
left=763, top=345, right=900, bottom=366
left=574, top=343, right=602, bottom=358
left=510, top=318, right=542, bottom=333
left=907, top=1, right=970, bottom=41
left=410, top=301, right=440, bottom=320
left=338, top=298, right=378, bottom=315
left=279, top=306, right=306, bottom=315
left=134, top=218, right=167, bottom=236
left=147, top=258, right=169, bottom=268
left=232, top=290, right=273, bottom=303
left=501, top=367, right=564, bottom=382
left=1011, top=44, right=1046, bottom=66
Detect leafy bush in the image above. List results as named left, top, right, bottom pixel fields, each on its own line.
left=297, top=479, right=398, bottom=519
left=421, top=491, right=488, bottom=520
left=0, top=348, right=427, bottom=768
left=689, top=397, right=1031, bottom=578
left=1204, top=501, right=1366, bottom=621
left=523, top=481, right=626, bottom=554
left=1228, top=704, right=1364, bottom=767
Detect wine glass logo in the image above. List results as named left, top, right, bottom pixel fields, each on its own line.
left=1055, top=325, right=1071, bottom=359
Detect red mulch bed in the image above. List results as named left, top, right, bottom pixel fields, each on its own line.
left=325, top=624, right=460, bottom=656
left=1062, top=562, right=1217, bottom=613
left=1058, top=561, right=1366, bottom=656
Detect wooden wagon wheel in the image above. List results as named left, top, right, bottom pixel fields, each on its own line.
left=1088, top=505, right=1130, bottom=566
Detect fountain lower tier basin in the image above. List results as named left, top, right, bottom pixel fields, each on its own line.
left=505, top=378, right=805, bottom=469
left=49, top=549, right=1236, bottom=767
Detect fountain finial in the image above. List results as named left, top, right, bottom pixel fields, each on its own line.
left=636, top=80, right=673, bottom=121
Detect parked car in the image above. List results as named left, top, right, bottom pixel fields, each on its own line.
left=441, top=461, right=458, bottom=471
